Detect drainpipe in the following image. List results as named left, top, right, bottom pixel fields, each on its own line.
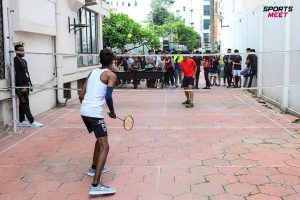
left=55, top=0, right=66, bottom=105
left=282, top=0, right=291, bottom=112
left=257, top=5, right=263, bottom=98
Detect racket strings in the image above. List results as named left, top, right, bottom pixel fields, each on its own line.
left=124, top=116, right=134, bottom=131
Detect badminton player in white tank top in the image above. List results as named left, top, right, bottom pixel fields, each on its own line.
left=79, top=49, right=117, bottom=196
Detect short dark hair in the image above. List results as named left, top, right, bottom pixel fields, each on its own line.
left=99, top=48, right=116, bottom=67
left=251, top=49, right=256, bottom=52
left=246, top=48, right=251, bottom=51
left=234, top=49, right=239, bottom=53
left=15, top=44, right=24, bottom=51
left=227, top=48, right=231, bottom=51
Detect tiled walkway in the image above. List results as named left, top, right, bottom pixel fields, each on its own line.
left=0, top=87, right=300, bottom=200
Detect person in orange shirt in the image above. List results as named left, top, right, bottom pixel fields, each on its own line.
left=180, top=51, right=196, bottom=108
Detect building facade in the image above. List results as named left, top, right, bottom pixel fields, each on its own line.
left=169, top=0, right=219, bottom=50
left=0, top=0, right=110, bottom=127
left=107, top=0, right=152, bottom=26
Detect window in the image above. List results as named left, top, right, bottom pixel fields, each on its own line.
left=0, top=2, right=4, bottom=79
left=77, top=78, right=87, bottom=95
left=204, top=33, right=210, bottom=43
left=204, top=5, right=210, bottom=16
left=215, top=1, right=219, bottom=13
left=203, top=19, right=210, bottom=30
left=183, top=18, right=185, bottom=23
left=63, top=82, right=71, bottom=99
left=134, top=1, right=137, bottom=6
left=176, top=10, right=180, bottom=14
left=110, top=1, right=113, bottom=6
left=122, top=2, right=125, bottom=6
left=76, top=8, right=99, bottom=67
left=183, top=6, right=186, bottom=11
left=116, top=1, right=119, bottom=6
left=128, top=2, right=131, bottom=6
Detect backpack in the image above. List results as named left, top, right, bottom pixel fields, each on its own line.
left=204, top=58, right=211, bottom=68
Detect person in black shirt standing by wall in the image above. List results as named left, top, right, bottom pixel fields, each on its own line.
left=232, top=49, right=242, bottom=88
left=223, top=48, right=233, bottom=88
left=193, top=51, right=202, bottom=89
left=248, top=49, right=257, bottom=88
left=202, top=50, right=212, bottom=89
left=14, top=44, right=43, bottom=128
left=243, top=48, right=252, bottom=87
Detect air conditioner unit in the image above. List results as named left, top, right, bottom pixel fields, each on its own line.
left=85, top=0, right=99, bottom=6
left=69, top=0, right=85, bottom=11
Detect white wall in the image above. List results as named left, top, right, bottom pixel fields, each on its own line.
left=12, top=0, right=56, bottom=35
left=219, top=0, right=300, bottom=115
left=288, top=0, right=300, bottom=113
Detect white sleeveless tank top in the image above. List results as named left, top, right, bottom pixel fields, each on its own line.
left=80, top=68, right=108, bottom=118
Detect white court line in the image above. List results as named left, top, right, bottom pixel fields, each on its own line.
left=156, top=166, right=161, bottom=193
left=0, top=135, right=12, bottom=142
left=0, top=109, right=74, bottom=156
left=233, top=94, right=261, bottom=113
left=234, top=94, right=298, bottom=137
left=107, top=164, right=300, bottom=168
left=115, top=113, right=281, bottom=116
left=0, top=105, right=76, bottom=144
left=42, top=125, right=297, bottom=131
left=234, top=94, right=282, bottom=128
left=242, top=93, right=299, bottom=126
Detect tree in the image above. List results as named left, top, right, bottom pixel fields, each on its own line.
left=150, top=0, right=180, bottom=25
left=150, top=21, right=200, bottom=50
left=149, top=0, right=201, bottom=50
left=103, top=13, right=160, bottom=52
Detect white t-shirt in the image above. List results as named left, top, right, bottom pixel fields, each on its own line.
left=80, top=68, right=108, bottom=118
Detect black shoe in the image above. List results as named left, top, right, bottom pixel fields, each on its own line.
left=195, top=87, right=199, bottom=89
left=203, top=87, right=211, bottom=89
left=185, top=103, right=194, bottom=108
left=182, top=100, right=190, bottom=105
left=227, top=86, right=231, bottom=88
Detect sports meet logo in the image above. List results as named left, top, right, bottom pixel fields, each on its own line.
left=263, top=6, right=293, bottom=18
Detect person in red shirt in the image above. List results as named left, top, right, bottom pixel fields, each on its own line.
left=180, top=52, right=196, bottom=108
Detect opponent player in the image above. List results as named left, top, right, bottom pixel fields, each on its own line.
left=180, top=51, right=196, bottom=108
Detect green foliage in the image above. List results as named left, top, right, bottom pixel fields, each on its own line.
left=149, top=0, right=201, bottom=49
left=103, top=13, right=160, bottom=51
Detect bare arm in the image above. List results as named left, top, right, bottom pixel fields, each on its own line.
left=79, top=80, right=87, bottom=103
left=79, top=73, right=91, bottom=103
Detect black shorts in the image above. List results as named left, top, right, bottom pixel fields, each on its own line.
left=81, top=116, right=107, bottom=138
left=182, top=77, right=195, bottom=87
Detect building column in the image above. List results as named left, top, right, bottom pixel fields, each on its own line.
left=55, top=0, right=65, bottom=105
left=257, top=5, right=264, bottom=98
left=282, top=0, right=291, bottom=112
left=71, top=81, right=78, bottom=99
